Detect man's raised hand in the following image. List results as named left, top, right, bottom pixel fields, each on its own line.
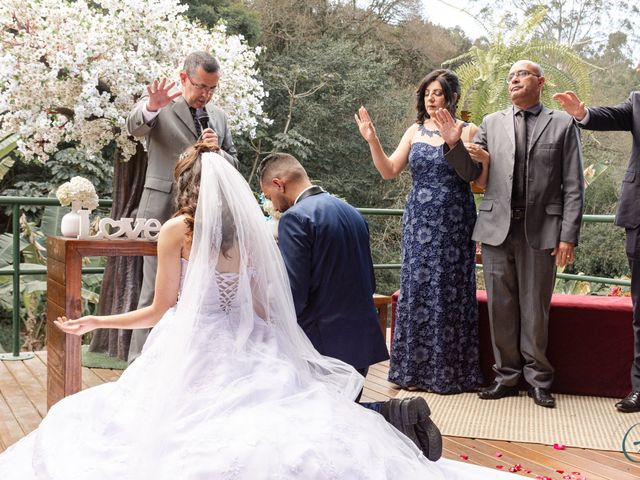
left=146, top=78, right=181, bottom=112
left=552, top=91, right=587, bottom=121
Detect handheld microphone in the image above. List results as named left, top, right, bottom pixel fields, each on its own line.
left=197, top=110, right=210, bottom=132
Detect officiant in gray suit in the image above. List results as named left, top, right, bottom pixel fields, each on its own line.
left=435, top=60, right=584, bottom=408
left=554, top=61, right=640, bottom=412
left=126, top=51, right=238, bottom=361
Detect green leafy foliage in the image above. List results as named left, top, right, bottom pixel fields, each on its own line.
left=445, top=9, right=594, bottom=123
left=182, top=0, right=260, bottom=44
left=568, top=223, right=629, bottom=279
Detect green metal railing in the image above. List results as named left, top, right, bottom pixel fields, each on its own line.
left=359, top=208, right=628, bottom=286
left=0, top=196, right=628, bottom=358
left=0, top=197, right=112, bottom=359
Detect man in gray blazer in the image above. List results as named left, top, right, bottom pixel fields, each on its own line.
left=126, top=51, right=238, bottom=361
left=554, top=61, right=640, bottom=412
left=435, top=60, right=584, bottom=408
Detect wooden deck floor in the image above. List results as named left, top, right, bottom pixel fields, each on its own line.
left=1, top=353, right=639, bottom=479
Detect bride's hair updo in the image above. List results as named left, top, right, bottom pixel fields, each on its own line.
left=173, top=142, right=236, bottom=257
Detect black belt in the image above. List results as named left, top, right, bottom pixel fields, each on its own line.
left=511, top=208, right=525, bottom=220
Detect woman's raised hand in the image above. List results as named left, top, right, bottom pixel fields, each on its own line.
left=432, top=108, right=463, bottom=148
left=55, top=315, right=98, bottom=336
left=465, top=143, right=490, bottom=166
left=354, top=106, right=378, bottom=144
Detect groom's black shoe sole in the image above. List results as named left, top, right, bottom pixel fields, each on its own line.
left=385, top=397, right=443, bottom=462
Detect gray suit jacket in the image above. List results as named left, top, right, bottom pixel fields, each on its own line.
left=582, top=92, right=640, bottom=228
left=126, top=95, right=238, bottom=222
left=446, top=105, right=584, bottom=249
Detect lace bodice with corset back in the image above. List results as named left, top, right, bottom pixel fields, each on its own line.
left=179, top=258, right=239, bottom=315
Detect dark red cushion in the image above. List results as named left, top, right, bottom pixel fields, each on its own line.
left=391, top=290, right=633, bottom=397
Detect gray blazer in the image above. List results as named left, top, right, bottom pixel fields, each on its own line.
left=126, top=95, right=238, bottom=222
left=582, top=92, right=640, bottom=229
left=446, top=105, right=584, bottom=249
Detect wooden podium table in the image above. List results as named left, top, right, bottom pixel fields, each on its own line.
left=46, top=237, right=157, bottom=409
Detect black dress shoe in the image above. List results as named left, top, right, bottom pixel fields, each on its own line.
left=615, top=391, right=640, bottom=413
left=379, top=397, right=442, bottom=461
left=528, top=387, right=555, bottom=408
left=477, top=382, right=519, bottom=400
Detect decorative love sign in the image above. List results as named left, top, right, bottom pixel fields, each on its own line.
left=76, top=210, right=161, bottom=241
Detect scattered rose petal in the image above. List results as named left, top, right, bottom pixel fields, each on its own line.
left=553, top=443, right=566, bottom=450
left=514, top=464, right=522, bottom=471
left=495, top=452, right=503, bottom=458
left=571, top=473, right=581, bottom=476
left=459, top=455, right=469, bottom=460
left=525, top=469, right=532, bottom=474
left=495, top=465, right=504, bottom=470
left=556, top=470, right=565, bottom=474
left=509, top=467, right=517, bottom=472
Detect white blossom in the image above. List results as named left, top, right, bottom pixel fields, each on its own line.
left=56, top=176, right=99, bottom=210
left=0, top=0, right=269, bottom=163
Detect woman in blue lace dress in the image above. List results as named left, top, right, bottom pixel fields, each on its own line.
left=355, top=69, right=489, bottom=393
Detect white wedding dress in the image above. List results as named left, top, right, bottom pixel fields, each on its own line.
left=0, top=155, right=512, bottom=479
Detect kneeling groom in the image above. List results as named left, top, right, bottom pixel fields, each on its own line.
left=258, top=152, right=442, bottom=461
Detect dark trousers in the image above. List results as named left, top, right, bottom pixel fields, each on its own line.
left=356, top=367, right=386, bottom=414
left=355, top=366, right=369, bottom=403
left=481, top=219, right=556, bottom=389
left=625, top=226, right=640, bottom=390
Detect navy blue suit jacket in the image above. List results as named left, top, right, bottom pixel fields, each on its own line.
left=582, top=92, right=640, bottom=228
left=278, top=191, right=389, bottom=370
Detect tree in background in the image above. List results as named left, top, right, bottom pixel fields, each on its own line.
left=468, top=0, right=638, bottom=53
left=0, top=0, right=267, bottom=356
left=0, top=0, right=266, bottom=162
left=445, top=9, right=592, bottom=125
left=182, top=0, right=261, bottom=44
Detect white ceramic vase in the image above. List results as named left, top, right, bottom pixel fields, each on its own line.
left=60, top=201, right=82, bottom=238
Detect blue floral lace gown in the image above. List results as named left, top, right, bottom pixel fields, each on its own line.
left=388, top=141, right=483, bottom=393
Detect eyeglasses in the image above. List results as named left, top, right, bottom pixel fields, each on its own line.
left=506, top=70, right=540, bottom=83
left=187, top=76, right=217, bottom=94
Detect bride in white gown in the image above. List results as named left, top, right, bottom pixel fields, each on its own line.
left=0, top=144, right=514, bottom=479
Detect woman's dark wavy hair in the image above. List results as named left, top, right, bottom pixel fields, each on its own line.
left=415, top=69, right=460, bottom=125
left=173, top=142, right=236, bottom=258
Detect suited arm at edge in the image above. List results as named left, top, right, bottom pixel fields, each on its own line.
left=126, top=98, right=156, bottom=137
left=582, top=94, right=634, bottom=132
left=559, top=121, right=585, bottom=245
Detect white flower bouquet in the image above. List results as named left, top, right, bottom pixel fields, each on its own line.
left=261, top=199, right=282, bottom=221
left=259, top=195, right=281, bottom=240
left=56, top=176, right=99, bottom=211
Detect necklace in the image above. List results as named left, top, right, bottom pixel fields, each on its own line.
left=418, top=123, right=440, bottom=138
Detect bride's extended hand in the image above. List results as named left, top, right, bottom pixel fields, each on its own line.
left=55, top=315, right=98, bottom=336
left=432, top=108, right=463, bottom=148
left=354, top=106, right=378, bottom=144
